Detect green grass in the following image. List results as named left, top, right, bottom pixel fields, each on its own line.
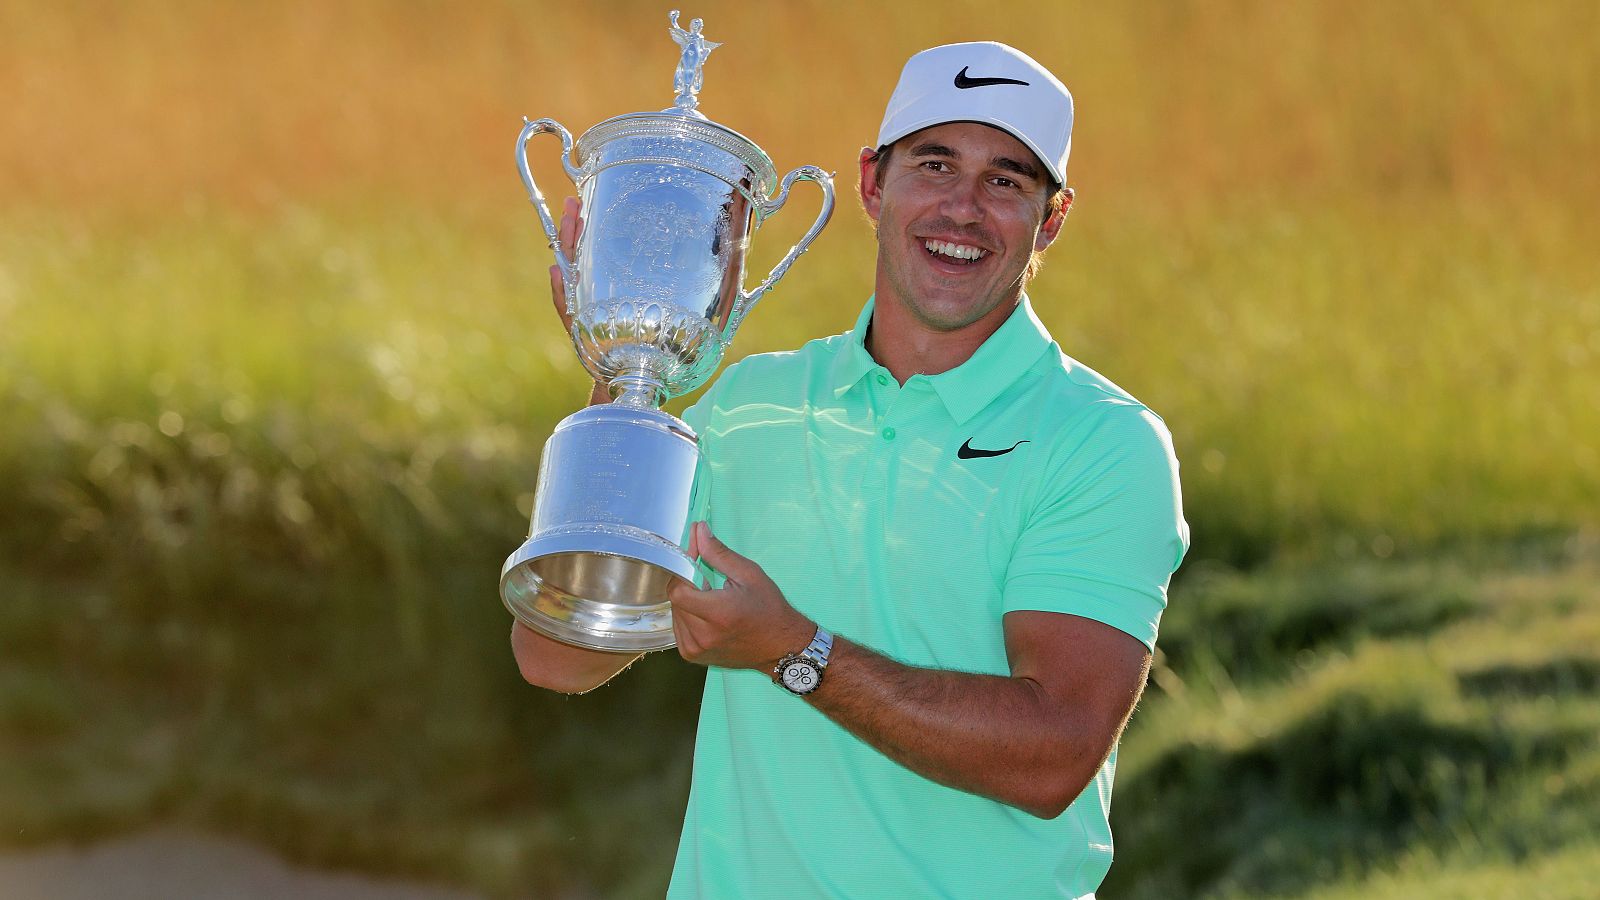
left=1292, top=838, right=1600, bottom=900
left=1106, top=550, right=1600, bottom=897
left=5, top=197, right=1596, bottom=568
left=0, top=556, right=702, bottom=897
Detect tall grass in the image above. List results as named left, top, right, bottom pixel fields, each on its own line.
left=4, top=197, right=1595, bottom=568
left=1108, top=551, right=1600, bottom=898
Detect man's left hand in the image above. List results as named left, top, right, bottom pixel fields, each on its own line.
left=668, top=521, right=815, bottom=672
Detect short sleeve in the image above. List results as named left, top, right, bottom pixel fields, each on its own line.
left=679, top=369, right=726, bottom=530
left=1002, top=406, right=1189, bottom=652
left=680, top=382, right=714, bottom=439
left=679, top=371, right=731, bottom=589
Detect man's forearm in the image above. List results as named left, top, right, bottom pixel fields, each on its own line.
left=667, top=525, right=1150, bottom=818
left=511, top=622, right=642, bottom=694
left=802, top=635, right=1125, bottom=819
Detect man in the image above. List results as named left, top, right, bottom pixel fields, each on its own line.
left=513, top=41, right=1188, bottom=899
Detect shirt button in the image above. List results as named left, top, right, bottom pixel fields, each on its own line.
left=881, top=427, right=896, bottom=441
left=875, top=372, right=889, bottom=386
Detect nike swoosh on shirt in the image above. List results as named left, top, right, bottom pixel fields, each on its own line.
left=953, top=66, right=1031, bottom=89
left=957, top=438, right=1031, bottom=459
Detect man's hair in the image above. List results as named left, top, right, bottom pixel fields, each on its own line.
left=863, top=142, right=1069, bottom=282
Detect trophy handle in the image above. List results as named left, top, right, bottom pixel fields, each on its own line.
left=734, top=165, right=835, bottom=331
left=517, top=117, right=584, bottom=316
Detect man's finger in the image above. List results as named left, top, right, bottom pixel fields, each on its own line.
left=671, top=613, right=702, bottom=661
left=693, top=521, right=757, bottom=582
left=668, top=577, right=719, bottom=615
left=549, top=197, right=584, bottom=335
left=684, top=519, right=701, bottom=561
left=559, top=196, right=583, bottom=248
left=558, top=197, right=575, bottom=245
left=669, top=588, right=719, bottom=664
left=549, top=264, right=572, bottom=329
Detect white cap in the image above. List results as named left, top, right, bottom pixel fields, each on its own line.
left=876, top=42, right=1073, bottom=184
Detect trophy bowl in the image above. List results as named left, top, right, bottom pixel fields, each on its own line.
left=500, top=12, right=834, bottom=652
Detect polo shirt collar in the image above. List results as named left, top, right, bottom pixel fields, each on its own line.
left=828, top=294, right=1056, bottom=425
left=828, top=297, right=881, bottom=398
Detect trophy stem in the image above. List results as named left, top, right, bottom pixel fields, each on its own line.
left=609, top=367, right=668, bottom=409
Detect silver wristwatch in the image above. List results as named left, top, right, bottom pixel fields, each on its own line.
left=773, top=627, right=833, bottom=696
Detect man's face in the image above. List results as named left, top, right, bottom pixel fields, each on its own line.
left=859, top=122, right=1066, bottom=335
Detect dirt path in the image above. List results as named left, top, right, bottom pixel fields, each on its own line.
left=0, top=830, right=483, bottom=900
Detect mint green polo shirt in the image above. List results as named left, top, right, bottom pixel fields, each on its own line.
left=667, top=296, right=1188, bottom=900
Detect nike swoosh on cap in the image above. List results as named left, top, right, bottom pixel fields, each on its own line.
left=953, top=66, right=1031, bottom=89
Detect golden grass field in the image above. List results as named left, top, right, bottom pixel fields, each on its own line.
left=2, top=1, right=1599, bottom=897
left=6, top=0, right=1596, bottom=209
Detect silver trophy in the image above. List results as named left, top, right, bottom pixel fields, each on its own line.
left=501, top=12, right=835, bottom=652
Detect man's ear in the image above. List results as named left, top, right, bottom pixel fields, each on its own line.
left=1034, top=187, right=1073, bottom=252
left=857, top=147, right=883, bottom=221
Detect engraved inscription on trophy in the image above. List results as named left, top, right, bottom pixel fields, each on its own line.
left=577, top=430, right=627, bottom=525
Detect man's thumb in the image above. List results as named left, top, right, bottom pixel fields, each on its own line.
left=693, top=521, right=747, bottom=579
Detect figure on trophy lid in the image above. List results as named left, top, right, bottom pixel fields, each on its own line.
left=669, top=10, right=721, bottom=113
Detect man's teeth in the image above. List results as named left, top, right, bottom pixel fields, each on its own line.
left=924, top=240, right=987, bottom=261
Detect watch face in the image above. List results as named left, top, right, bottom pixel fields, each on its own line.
left=780, top=659, right=820, bottom=694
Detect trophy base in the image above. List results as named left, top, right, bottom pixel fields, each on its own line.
left=501, top=524, right=696, bottom=652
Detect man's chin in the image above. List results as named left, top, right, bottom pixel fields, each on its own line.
left=905, top=296, right=1006, bottom=334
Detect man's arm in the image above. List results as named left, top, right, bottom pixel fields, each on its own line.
left=668, top=522, right=1151, bottom=819
left=810, top=612, right=1148, bottom=819
left=511, top=623, right=643, bottom=694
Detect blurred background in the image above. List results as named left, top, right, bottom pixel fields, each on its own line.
left=2, top=1, right=1597, bottom=897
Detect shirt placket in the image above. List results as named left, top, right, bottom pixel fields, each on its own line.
left=857, top=367, right=898, bottom=539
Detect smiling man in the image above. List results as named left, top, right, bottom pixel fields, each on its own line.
left=513, top=41, right=1189, bottom=899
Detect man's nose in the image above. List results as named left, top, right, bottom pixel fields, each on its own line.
left=938, top=176, right=985, bottom=224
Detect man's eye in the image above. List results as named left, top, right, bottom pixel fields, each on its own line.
left=993, top=177, right=1018, bottom=189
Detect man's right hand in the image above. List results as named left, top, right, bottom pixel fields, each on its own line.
left=550, top=196, right=611, bottom=407
left=549, top=196, right=584, bottom=336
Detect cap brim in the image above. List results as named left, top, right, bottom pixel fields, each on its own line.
left=878, top=114, right=1065, bottom=185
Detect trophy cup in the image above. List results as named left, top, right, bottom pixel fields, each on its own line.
left=500, top=12, right=835, bottom=652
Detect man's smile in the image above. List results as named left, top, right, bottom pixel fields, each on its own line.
left=922, top=238, right=990, bottom=264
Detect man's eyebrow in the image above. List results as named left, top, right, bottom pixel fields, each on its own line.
left=991, top=154, right=1042, bottom=182
left=906, top=142, right=958, bottom=159
left=906, top=141, right=1041, bottom=182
